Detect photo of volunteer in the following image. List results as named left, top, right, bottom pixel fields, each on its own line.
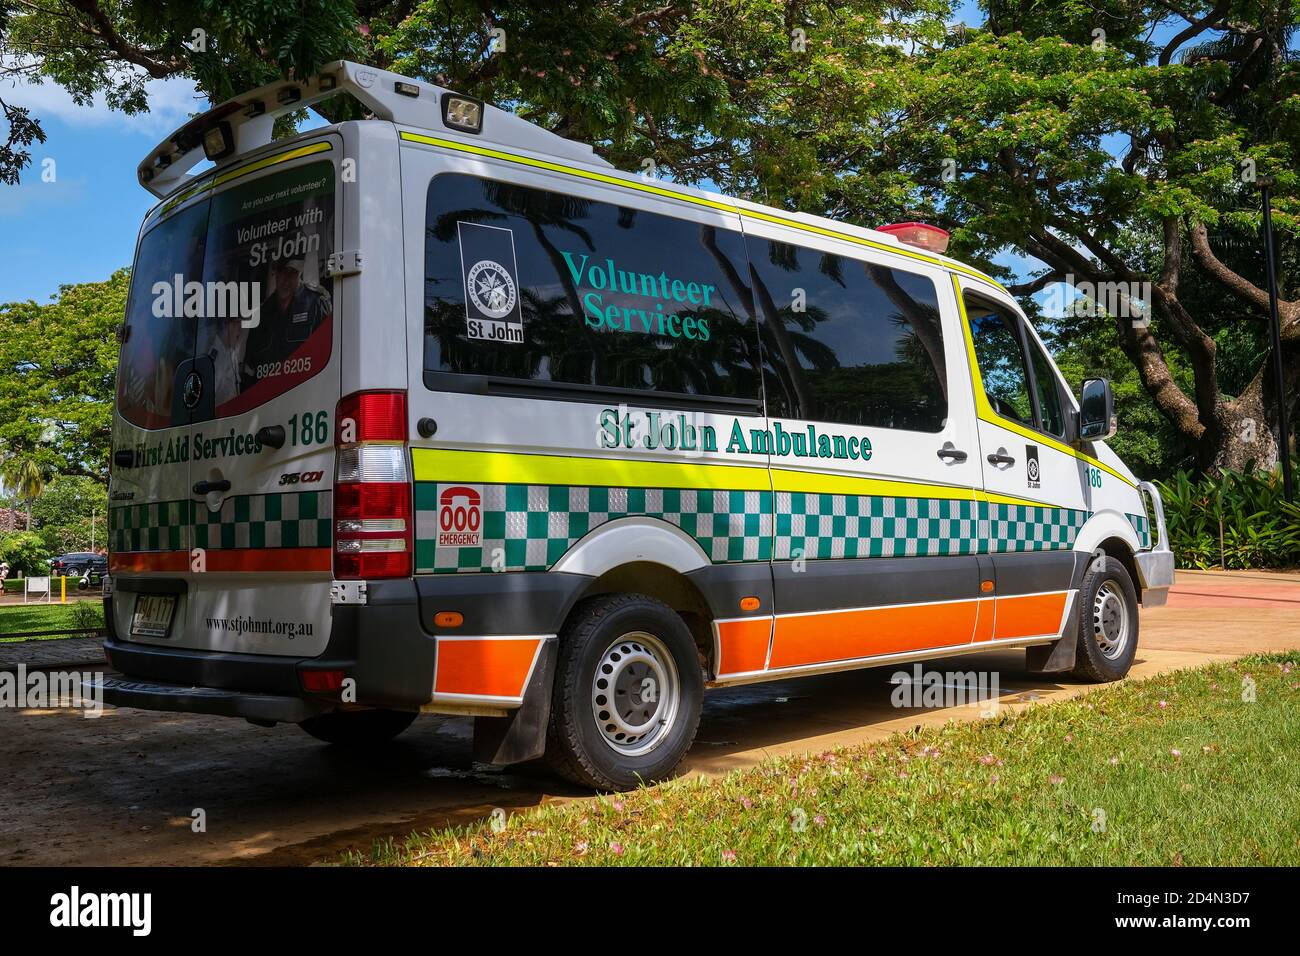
left=200, top=257, right=332, bottom=407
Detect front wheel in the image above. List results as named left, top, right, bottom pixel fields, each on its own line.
left=1071, top=555, right=1139, bottom=682
left=298, top=708, right=417, bottom=746
left=547, top=594, right=703, bottom=791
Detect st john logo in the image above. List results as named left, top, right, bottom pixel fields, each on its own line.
left=1025, top=444, right=1041, bottom=488
left=458, top=221, right=524, bottom=344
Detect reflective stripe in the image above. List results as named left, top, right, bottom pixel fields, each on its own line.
left=153, top=141, right=334, bottom=221
left=411, top=447, right=1057, bottom=509
left=109, top=547, right=332, bottom=573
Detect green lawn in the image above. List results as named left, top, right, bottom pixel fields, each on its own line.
left=349, top=653, right=1300, bottom=866
left=0, top=602, right=104, bottom=640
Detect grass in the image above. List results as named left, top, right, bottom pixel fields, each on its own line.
left=0, top=602, right=104, bottom=640
left=347, top=653, right=1300, bottom=867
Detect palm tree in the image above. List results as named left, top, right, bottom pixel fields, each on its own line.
left=0, top=455, right=46, bottom=529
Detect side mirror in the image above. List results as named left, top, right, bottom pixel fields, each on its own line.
left=1078, top=378, right=1117, bottom=441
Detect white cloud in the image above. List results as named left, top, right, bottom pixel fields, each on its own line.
left=2, top=70, right=206, bottom=137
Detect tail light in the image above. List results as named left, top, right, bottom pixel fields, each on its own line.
left=334, top=390, right=412, bottom=579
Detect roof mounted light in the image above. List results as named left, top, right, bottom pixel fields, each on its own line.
left=441, top=92, right=483, bottom=134
left=276, top=86, right=302, bottom=106
left=318, top=73, right=338, bottom=92
left=243, top=99, right=266, bottom=118
left=202, top=121, right=235, bottom=162
left=876, top=222, right=950, bottom=254
left=394, top=81, right=420, bottom=98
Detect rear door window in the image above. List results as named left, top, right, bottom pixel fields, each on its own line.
left=117, top=200, right=210, bottom=429
left=195, top=159, right=336, bottom=419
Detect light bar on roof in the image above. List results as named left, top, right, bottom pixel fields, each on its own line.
left=877, top=222, right=950, bottom=254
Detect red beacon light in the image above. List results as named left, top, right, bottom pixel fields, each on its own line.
left=876, top=222, right=950, bottom=255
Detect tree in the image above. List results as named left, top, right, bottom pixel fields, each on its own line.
left=0, top=530, right=47, bottom=576
left=0, top=270, right=127, bottom=481
left=0, top=454, right=47, bottom=528
left=30, top=474, right=108, bottom=554
left=822, top=2, right=1299, bottom=472
left=0, top=0, right=362, bottom=183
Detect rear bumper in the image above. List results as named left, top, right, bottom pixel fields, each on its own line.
left=88, top=674, right=329, bottom=723
left=104, top=571, right=591, bottom=719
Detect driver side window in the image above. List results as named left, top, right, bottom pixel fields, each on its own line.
left=965, top=296, right=1034, bottom=426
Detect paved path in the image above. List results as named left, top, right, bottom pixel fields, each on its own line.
left=0, top=569, right=1295, bottom=866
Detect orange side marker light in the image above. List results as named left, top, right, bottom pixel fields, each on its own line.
left=434, top=611, right=464, bottom=628
left=739, top=596, right=761, bottom=611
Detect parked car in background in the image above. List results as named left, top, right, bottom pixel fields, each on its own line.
left=49, top=552, right=108, bottom=577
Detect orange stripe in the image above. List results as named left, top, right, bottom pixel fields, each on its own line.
left=716, top=617, right=771, bottom=676
left=768, top=600, right=977, bottom=669
left=972, top=596, right=996, bottom=642
left=434, top=637, right=543, bottom=700
left=109, top=548, right=332, bottom=574
left=992, top=592, right=1067, bottom=640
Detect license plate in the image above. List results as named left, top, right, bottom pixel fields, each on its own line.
left=131, top=594, right=176, bottom=638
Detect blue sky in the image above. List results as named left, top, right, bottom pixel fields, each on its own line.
left=0, top=75, right=205, bottom=303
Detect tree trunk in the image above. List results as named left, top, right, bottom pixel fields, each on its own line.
left=1206, top=380, right=1277, bottom=473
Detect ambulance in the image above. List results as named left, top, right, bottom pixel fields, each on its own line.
left=98, top=61, right=1174, bottom=790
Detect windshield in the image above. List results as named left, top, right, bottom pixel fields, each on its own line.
left=118, top=156, right=336, bottom=429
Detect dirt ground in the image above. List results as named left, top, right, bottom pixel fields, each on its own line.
left=1, top=569, right=1296, bottom=866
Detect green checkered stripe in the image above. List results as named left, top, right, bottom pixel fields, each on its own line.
left=415, top=483, right=1090, bottom=573
left=415, top=484, right=773, bottom=572
left=772, top=492, right=980, bottom=560
left=108, top=500, right=191, bottom=553
left=983, top=501, right=1089, bottom=554
left=109, top=491, right=332, bottom=552
left=1126, top=512, right=1152, bottom=549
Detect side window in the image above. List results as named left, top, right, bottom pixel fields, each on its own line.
left=1025, top=335, right=1066, bottom=437
left=965, top=296, right=1034, bottom=426
left=423, top=174, right=761, bottom=401
left=745, top=238, right=948, bottom=431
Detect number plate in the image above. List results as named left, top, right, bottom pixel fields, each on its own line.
left=131, top=594, right=176, bottom=638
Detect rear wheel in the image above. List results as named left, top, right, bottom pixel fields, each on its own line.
left=546, top=594, right=703, bottom=791
left=298, top=708, right=417, bottom=746
left=1071, top=556, right=1139, bottom=682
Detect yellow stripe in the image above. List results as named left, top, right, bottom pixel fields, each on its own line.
left=952, top=275, right=1136, bottom=489
left=398, top=130, right=1007, bottom=293
left=411, top=448, right=1061, bottom=508
left=155, top=141, right=334, bottom=219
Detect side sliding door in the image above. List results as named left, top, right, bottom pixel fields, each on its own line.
left=742, top=220, right=986, bottom=676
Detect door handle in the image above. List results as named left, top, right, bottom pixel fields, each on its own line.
left=987, top=452, right=1016, bottom=466
left=936, top=445, right=968, bottom=462
left=192, top=479, right=232, bottom=495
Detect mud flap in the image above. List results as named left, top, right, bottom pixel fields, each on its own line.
left=1024, top=597, right=1079, bottom=673
left=472, top=638, right=557, bottom=765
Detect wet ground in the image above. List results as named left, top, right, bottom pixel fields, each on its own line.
left=1, top=569, right=1296, bottom=866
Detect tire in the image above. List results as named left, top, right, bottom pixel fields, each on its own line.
left=298, top=708, right=417, bottom=746
left=546, top=593, right=704, bottom=791
left=1070, top=555, right=1140, bottom=682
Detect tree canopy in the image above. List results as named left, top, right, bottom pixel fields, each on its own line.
left=1, top=1, right=1296, bottom=473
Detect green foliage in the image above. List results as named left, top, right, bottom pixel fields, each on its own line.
left=0, top=270, right=127, bottom=481
left=0, top=530, right=48, bottom=575
left=1158, top=458, right=1300, bottom=569
left=29, top=475, right=108, bottom=554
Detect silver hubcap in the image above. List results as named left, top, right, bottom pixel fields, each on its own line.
left=1093, top=582, right=1130, bottom=660
left=590, top=631, right=679, bottom=757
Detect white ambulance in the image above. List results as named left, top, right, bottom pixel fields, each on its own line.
left=99, top=61, right=1174, bottom=790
